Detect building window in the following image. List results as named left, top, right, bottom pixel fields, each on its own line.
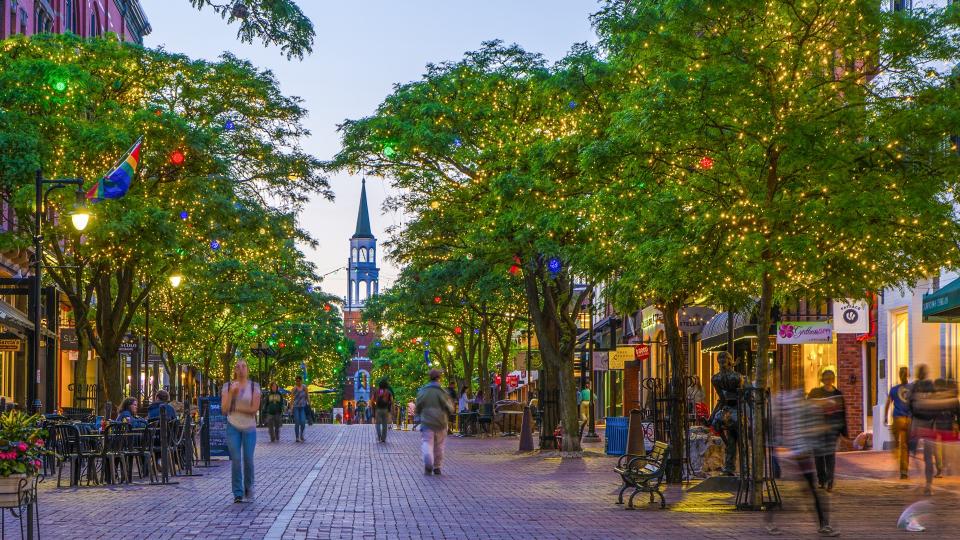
left=35, top=3, right=54, bottom=34
left=359, top=249, right=367, bottom=263
left=18, top=7, right=26, bottom=35
left=891, top=310, right=909, bottom=379
left=63, top=0, right=73, bottom=33
left=892, top=0, right=911, bottom=11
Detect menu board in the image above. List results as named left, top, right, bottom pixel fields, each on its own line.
left=201, top=396, right=229, bottom=458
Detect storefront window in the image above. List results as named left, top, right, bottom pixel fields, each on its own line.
left=892, top=310, right=909, bottom=380
left=944, top=323, right=960, bottom=381
left=801, top=339, right=837, bottom=395
left=0, top=351, right=13, bottom=402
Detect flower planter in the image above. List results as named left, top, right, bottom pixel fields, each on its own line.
left=0, top=474, right=29, bottom=507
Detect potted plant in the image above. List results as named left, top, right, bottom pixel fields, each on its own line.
left=0, top=412, right=51, bottom=506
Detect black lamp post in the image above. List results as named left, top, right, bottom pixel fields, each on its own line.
left=31, top=170, right=88, bottom=414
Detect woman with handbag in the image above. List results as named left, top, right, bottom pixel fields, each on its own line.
left=221, top=360, right=260, bottom=503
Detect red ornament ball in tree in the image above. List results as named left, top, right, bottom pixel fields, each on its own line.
left=509, top=264, right=520, bottom=276
left=698, top=156, right=714, bottom=170
left=454, top=326, right=462, bottom=335
left=323, top=303, right=332, bottom=312
left=170, top=149, right=185, bottom=166
left=434, top=296, right=442, bottom=304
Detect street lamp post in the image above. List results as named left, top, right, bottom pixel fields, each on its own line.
left=31, top=170, right=87, bottom=414
left=584, top=302, right=600, bottom=442
left=141, top=271, right=182, bottom=403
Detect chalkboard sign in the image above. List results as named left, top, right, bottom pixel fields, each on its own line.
left=200, top=396, right=229, bottom=458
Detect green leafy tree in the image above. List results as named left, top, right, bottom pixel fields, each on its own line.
left=189, top=0, right=315, bottom=60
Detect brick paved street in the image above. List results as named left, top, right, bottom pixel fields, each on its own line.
left=29, top=425, right=960, bottom=539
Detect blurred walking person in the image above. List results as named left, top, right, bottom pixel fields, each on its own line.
left=290, top=376, right=308, bottom=442
left=264, top=382, right=285, bottom=442
left=908, top=365, right=960, bottom=495
left=885, top=367, right=912, bottom=479
left=371, top=379, right=394, bottom=443
left=222, top=360, right=260, bottom=503
left=767, top=388, right=839, bottom=537
left=807, top=369, right=848, bottom=491
left=416, top=369, right=455, bottom=475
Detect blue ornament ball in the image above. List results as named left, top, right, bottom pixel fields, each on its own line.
left=548, top=257, right=562, bottom=274
left=568, top=101, right=577, bottom=109
left=210, top=239, right=221, bottom=250
left=179, top=211, right=189, bottom=220
left=224, top=119, right=236, bottom=131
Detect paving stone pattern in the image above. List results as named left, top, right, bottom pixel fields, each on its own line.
left=31, top=425, right=960, bottom=539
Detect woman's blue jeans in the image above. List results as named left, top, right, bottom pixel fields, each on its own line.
left=226, top=423, right=256, bottom=498
left=293, top=406, right=307, bottom=439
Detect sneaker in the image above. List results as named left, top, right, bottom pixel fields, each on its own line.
left=245, top=487, right=255, bottom=501
left=817, top=525, right=839, bottom=537
left=233, top=496, right=243, bottom=503
left=826, top=481, right=834, bottom=493
left=433, top=468, right=441, bottom=475
left=424, top=466, right=433, bottom=475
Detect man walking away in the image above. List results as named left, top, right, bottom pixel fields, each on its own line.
left=416, top=369, right=455, bottom=475
left=885, top=367, right=912, bottom=479
left=264, top=383, right=285, bottom=442
left=371, top=379, right=394, bottom=443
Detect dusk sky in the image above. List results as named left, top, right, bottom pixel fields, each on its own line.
left=142, top=0, right=599, bottom=299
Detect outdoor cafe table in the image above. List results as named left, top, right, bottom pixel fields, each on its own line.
left=457, top=412, right=478, bottom=436
left=76, top=429, right=144, bottom=485
left=497, top=410, right=523, bottom=436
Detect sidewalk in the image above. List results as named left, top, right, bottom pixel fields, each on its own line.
left=32, top=425, right=960, bottom=539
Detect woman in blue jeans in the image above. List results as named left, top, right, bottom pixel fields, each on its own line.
left=222, top=359, right=261, bottom=503
left=290, top=376, right=309, bottom=442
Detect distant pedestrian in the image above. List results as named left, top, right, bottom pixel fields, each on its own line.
left=290, top=376, right=308, bottom=442
left=371, top=380, right=394, bottom=443
left=578, top=380, right=591, bottom=437
left=446, top=381, right=458, bottom=434
left=147, top=390, right=177, bottom=422
left=264, top=383, right=285, bottom=442
left=357, top=400, right=368, bottom=424
left=347, top=402, right=355, bottom=425
left=222, top=360, right=260, bottom=503
left=767, top=388, right=839, bottom=537
left=807, top=369, right=847, bottom=491
left=406, top=399, right=416, bottom=429
left=416, top=369, right=455, bottom=475
left=885, top=367, right=912, bottom=479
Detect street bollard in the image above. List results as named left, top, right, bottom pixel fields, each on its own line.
left=160, top=405, right=171, bottom=484
left=180, top=394, right=201, bottom=477
left=519, top=406, right=534, bottom=452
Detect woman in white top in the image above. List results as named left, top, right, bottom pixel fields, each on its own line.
left=221, top=360, right=261, bottom=503
left=458, top=386, right=470, bottom=412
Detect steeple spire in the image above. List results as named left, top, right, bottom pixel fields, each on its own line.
left=353, top=178, right=373, bottom=239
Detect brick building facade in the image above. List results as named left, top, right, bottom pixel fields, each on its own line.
left=0, top=0, right=150, bottom=43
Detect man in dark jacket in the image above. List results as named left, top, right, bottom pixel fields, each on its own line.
left=416, top=369, right=455, bottom=475
left=146, top=390, right=177, bottom=421
left=264, top=383, right=285, bottom=442
left=807, top=369, right=848, bottom=491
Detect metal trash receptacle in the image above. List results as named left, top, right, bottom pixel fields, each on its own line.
left=604, top=416, right=628, bottom=455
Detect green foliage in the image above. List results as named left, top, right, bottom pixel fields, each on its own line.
left=189, top=0, right=315, bottom=60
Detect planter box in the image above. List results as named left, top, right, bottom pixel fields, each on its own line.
left=0, top=474, right=29, bottom=507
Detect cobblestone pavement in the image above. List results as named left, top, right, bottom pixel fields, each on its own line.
left=29, top=424, right=960, bottom=539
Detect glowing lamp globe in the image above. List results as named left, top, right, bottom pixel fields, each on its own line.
left=52, top=80, right=67, bottom=93
left=169, top=273, right=183, bottom=288
left=70, top=208, right=90, bottom=231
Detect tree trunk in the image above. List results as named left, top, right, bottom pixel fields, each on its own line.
left=662, top=298, right=687, bottom=483
left=750, top=271, right=775, bottom=507
left=98, top=351, right=124, bottom=407
left=73, top=327, right=90, bottom=406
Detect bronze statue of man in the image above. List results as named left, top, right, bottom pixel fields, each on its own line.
left=710, top=351, right=742, bottom=475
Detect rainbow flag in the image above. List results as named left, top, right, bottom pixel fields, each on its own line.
left=86, top=136, right=143, bottom=201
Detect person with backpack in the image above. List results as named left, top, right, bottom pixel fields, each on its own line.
left=221, top=360, right=260, bottom=503
left=264, top=382, right=285, bottom=442
left=416, top=369, right=456, bottom=475
left=371, top=379, right=394, bottom=443
left=289, top=376, right=309, bottom=442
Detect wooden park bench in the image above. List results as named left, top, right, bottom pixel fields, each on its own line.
left=614, top=440, right=669, bottom=509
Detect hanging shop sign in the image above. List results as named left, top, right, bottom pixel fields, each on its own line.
left=832, top=299, right=869, bottom=334
left=0, top=333, right=21, bottom=352
left=776, top=321, right=832, bottom=344
left=609, top=346, right=635, bottom=370
left=678, top=307, right=716, bottom=334
left=59, top=328, right=78, bottom=351
left=633, top=344, right=651, bottom=361
left=592, top=351, right=609, bottom=371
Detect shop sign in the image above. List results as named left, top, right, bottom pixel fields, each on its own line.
left=0, top=333, right=21, bottom=352
left=832, top=299, right=869, bottom=334
left=60, top=328, right=79, bottom=351
left=633, top=344, right=651, bottom=361
left=592, top=351, right=608, bottom=371
left=610, top=346, right=634, bottom=370
left=776, top=321, right=832, bottom=344
left=678, top=307, right=716, bottom=334
left=641, top=306, right=663, bottom=340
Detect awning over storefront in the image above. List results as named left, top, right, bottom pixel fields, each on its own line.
left=923, top=278, right=960, bottom=322
left=700, top=309, right=755, bottom=351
